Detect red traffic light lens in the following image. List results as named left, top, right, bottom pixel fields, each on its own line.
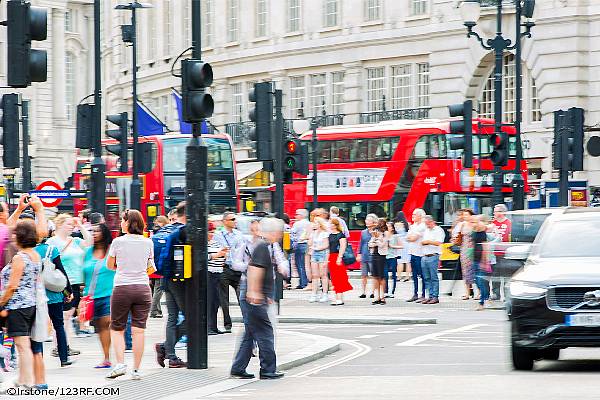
left=286, top=140, right=298, bottom=154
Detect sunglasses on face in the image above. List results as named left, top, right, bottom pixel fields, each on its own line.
left=225, top=218, right=236, bottom=222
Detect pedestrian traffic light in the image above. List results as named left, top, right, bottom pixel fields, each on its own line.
left=490, top=131, right=509, bottom=167
left=448, top=100, right=473, bottom=168
left=181, top=59, right=214, bottom=123
left=76, top=104, right=94, bottom=149
left=553, top=107, right=585, bottom=172
left=106, top=112, right=129, bottom=173
left=1, top=94, right=20, bottom=169
left=5, top=0, right=48, bottom=88
left=283, top=139, right=309, bottom=184
left=248, top=82, right=273, bottom=162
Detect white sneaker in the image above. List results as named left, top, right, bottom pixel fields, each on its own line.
left=319, top=293, right=329, bottom=303
left=106, top=363, right=127, bottom=379
left=308, top=295, right=317, bottom=303
left=131, top=370, right=141, bottom=380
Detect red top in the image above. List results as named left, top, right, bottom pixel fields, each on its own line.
left=492, top=218, right=512, bottom=242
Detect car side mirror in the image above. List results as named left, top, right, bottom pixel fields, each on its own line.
left=505, top=244, right=533, bottom=261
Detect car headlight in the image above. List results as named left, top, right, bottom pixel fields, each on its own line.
left=509, top=281, right=546, bottom=299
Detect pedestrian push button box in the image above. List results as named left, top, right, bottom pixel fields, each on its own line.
left=172, top=244, right=192, bottom=281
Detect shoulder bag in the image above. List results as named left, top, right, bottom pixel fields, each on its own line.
left=79, top=259, right=103, bottom=323
left=342, top=241, right=357, bottom=266
left=41, top=246, right=67, bottom=292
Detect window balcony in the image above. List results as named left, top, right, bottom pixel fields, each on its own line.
left=358, top=107, right=430, bottom=124
left=225, top=122, right=255, bottom=147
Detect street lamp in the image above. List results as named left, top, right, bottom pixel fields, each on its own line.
left=115, top=1, right=153, bottom=211
left=460, top=0, right=535, bottom=209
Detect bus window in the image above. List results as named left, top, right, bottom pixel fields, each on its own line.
left=334, top=140, right=352, bottom=162
left=414, top=136, right=429, bottom=159
left=350, top=139, right=369, bottom=162
left=163, top=137, right=233, bottom=172
left=368, top=138, right=381, bottom=160
left=313, top=202, right=390, bottom=230
left=429, top=136, right=446, bottom=158
left=509, top=136, right=517, bottom=156
left=320, top=141, right=333, bottom=163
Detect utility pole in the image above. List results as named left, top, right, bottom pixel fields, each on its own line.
left=21, top=100, right=31, bottom=192
left=273, top=89, right=284, bottom=216
left=185, top=0, right=211, bottom=369
left=90, top=0, right=106, bottom=214
left=311, top=119, right=318, bottom=210
left=491, top=1, right=504, bottom=207
left=130, top=3, right=141, bottom=210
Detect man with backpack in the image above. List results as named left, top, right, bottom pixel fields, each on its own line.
left=154, top=202, right=187, bottom=368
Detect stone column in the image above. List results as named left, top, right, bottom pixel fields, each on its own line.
left=52, top=8, right=67, bottom=125
left=212, top=78, right=229, bottom=129
left=342, top=61, right=363, bottom=125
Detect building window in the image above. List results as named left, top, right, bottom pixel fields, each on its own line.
left=479, top=54, right=517, bottom=123
left=65, top=53, right=75, bottom=122
left=183, top=1, right=191, bottom=47
left=227, top=0, right=240, bottom=43
left=65, top=8, right=74, bottom=32
left=417, top=63, right=430, bottom=108
left=391, top=64, right=412, bottom=110
left=364, top=0, right=381, bottom=22
left=331, top=72, right=345, bottom=114
left=310, top=74, right=327, bottom=117
left=411, top=0, right=428, bottom=16
left=287, top=0, right=301, bottom=32
left=323, top=0, right=340, bottom=28
left=231, top=83, right=244, bottom=122
left=147, top=2, right=156, bottom=60
left=256, top=0, right=268, bottom=38
left=202, top=0, right=214, bottom=47
left=366, top=67, right=386, bottom=112
left=530, top=76, right=541, bottom=122
left=290, top=76, right=306, bottom=119
left=164, top=0, right=173, bottom=56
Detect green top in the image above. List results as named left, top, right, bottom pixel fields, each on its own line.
left=82, top=247, right=115, bottom=299
left=47, top=236, right=87, bottom=285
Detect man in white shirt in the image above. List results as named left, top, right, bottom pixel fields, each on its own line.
left=406, top=209, right=426, bottom=302
left=329, top=206, right=350, bottom=237
left=290, top=209, right=311, bottom=289
left=420, top=215, right=446, bottom=305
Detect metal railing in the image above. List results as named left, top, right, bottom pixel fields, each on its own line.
left=225, top=122, right=255, bottom=147
left=358, top=107, right=431, bottom=124
left=479, top=0, right=516, bottom=6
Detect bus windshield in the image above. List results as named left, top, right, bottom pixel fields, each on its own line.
left=163, top=137, right=234, bottom=173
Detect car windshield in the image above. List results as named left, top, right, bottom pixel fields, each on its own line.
left=538, top=218, right=600, bottom=257
left=507, top=213, right=551, bottom=242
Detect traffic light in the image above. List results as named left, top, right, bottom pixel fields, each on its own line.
left=447, top=100, right=473, bottom=168
left=64, top=175, right=74, bottom=190
left=248, top=82, right=273, bottom=161
left=6, top=0, right=48, bottom=88
left=106, top=112, right=129, bottom=173
left=490, top=132, right=509, bottom=167
left=283, top=139, right=309, bottom=184
left=1, top=94, right=20, bottom=168
left=181, top=59, right=214, bottom=123
left=139, top=142, right=153, bottom=173
left=76, top=104, right=94, bottom=149
left=553, top=107, right=585, bottom=172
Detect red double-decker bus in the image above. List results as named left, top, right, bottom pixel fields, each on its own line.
left=283, top=118, right=527, bottom=252
left=74, top=133, right=239, bottom=233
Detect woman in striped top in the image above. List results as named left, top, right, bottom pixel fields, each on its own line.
left=207, top=223, right=228, bottom=335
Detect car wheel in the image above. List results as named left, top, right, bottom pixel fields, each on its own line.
left=540, top=348, right=560, bottom=361
left=511, top=341, right=534, bottom=371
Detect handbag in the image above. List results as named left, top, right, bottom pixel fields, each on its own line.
left=342, top=243, right=357, bottom=265
left=41, top=245, right=67, bottom=292
left=79, top=259, right=103, bottom=323
left=450, top=244, right=461, bottom=255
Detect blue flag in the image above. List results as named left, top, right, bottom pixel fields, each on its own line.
left=137, top=102, right=166, bottom=136
left=172, top=89, right=211, bottom=134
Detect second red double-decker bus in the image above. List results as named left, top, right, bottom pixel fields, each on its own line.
left=74, top=133, right=239, bottom=233
left=283, top=118, right=527, bottom=254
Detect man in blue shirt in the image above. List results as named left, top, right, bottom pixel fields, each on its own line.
left=215, top=211, right=245, bottom=333
left=357, top=214, right=378, bottom=299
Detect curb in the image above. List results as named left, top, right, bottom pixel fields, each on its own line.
left=277, top=332, right=341, bottom=371
left=232, top=316, right=437, bottom=325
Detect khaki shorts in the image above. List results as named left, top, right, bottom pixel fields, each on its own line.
left=110, top=284, right=152, bottom=330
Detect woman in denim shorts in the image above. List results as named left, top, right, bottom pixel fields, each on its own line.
left=309, top=217, right=330, bottom=303
left=82, top=223, right=115, bottom=369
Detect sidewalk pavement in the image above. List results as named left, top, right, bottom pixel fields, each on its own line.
left=0, top=315, right=341, bottom=400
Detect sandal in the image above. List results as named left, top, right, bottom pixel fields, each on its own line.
left=461, top=295, right=470, bottom=300
left=94, top=361, right=112, bottom=369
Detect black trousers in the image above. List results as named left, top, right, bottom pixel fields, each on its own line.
left=208, top=272, right=221, bottom=332
left=219, top=267, right=241, bottom=330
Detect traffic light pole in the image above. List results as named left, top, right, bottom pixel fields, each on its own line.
left=491, top=1, right=504, bottom=207
left=91, top=0, right=106, bottom=215
left=129, top=4, right=141, bottom=211
left=21, top=100, right=31, bottom=192
left=273, top=89, right=284, bottom=216
left=186, top=0, right=208, bottom=370
left=559, top=123, right=570, bottom=207
left=512, top=0, right=526, bottom=210
left=311, top=119, right=318, bottom=210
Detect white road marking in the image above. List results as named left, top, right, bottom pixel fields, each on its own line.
left=395, top=324, right=489, bottom=347
left=375, top=331, right=397, bottom=334
left=292, top=340, right=372, bottom=377
left=355, top=334, right=379, bottom=339
left=394, top=327, right=414, bottom=331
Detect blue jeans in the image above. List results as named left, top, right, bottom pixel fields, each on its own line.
left=385, top=258, right=397, bottom=294
left=294, top=243, right=308, bottom=288
left=410, top=255, right=424, bottom=297
left=125, top=315, right=132, bottom=349
left=421, top=254, right=440, bottom=298
left=48, top=302, right=69, bottom=363
left=163, top=279, right=186, bottom=359
left=475, top=262, right=490, bottom=305
left=231, top=299, right=276, bottom=374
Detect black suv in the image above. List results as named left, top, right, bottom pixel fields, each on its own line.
left=507, top=208, right=600, bottom=370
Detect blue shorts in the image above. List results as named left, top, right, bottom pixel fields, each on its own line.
left=93, top=296, right=111, bottom=320
left=31, top=340, right=43, bottom=355
left=311, top=250, right=328, bottom=263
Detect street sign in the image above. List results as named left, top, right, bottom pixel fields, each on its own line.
left=34, top=181, right=64, bottom=208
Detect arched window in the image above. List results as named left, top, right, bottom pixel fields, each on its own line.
left=478, top=54, right=541, bottom=124
left=65, top=52, right=75, bottom=122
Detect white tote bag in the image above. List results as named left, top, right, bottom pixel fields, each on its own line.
left=30, top=274, right=49, bottom=342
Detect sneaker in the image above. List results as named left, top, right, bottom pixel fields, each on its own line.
left=330, top=300, right=344, bottom=306
left=68, top=348, right=81, bottom=356
left=319, top=293, right=329, bottom=303
left=61, top=360, right=75, bottom=367
left=34, top=384, right=48, bottom=390
left=175, top=341, right=187, bottom=350
left=51, top=348, right=59, bottom=358
left=359, top=294, right=366, bottom=299
left=131, top=369, right=141, bottom=380
left=94, top=361, right=112, bottom=369
left=155, top=343, right=166, bottom=368
left=384, top=294, right=391, bottom=298
left=168, top=357, right=187, bottom=368
left=125, top=348, right=133, bottom=353
left=369, top=294, right=375, bottom=299
left=106, top=363, right=127, bottom=379
left=308, top=295, right=317, bottom=303
left=388, top=294, right=395, bottom=298
left=76, top=330, right=92, bottom=338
